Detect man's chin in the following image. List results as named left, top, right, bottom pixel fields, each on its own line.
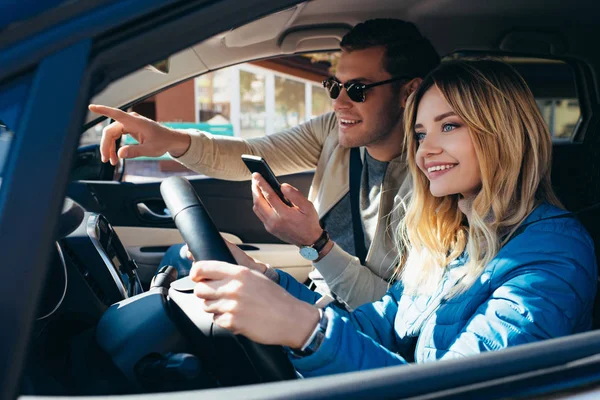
left=338, top=128, right=365, bottom=148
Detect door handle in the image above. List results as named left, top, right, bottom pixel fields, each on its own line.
left=136, top=202, right=171, bottom=221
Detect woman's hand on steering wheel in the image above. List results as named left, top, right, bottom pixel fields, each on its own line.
left=189, top=260, right=320, bottom=349
left=185, top=239, right=270, bottom=273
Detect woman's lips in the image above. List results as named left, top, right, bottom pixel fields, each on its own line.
left=426, top=164, right=458, bottom=180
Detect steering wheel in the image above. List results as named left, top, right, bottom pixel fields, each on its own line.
left=159, top=176, right=297, bottom=386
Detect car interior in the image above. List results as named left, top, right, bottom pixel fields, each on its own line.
left=11, top=0, right=600, bottom=398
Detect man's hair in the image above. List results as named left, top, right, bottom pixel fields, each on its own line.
left=340, top=19, right=440, bottom=79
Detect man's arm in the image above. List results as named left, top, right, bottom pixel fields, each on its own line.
left=252, top=175, right=392, bottom=308
left=174, top=112, right=337, bottom=180
left=89, top=104, right=336, bottom=180
left=315, top=243, right=391, bottom=308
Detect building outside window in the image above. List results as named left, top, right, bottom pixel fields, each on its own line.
left=91, top=55, right=335, bottom=181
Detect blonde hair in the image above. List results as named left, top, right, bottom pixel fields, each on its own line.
left=396, top=60, right=562, bottom=295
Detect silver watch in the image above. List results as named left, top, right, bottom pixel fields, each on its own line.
left=299, top=230, right=330, bottom=261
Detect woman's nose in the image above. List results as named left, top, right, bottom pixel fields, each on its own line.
left=417, top=135, right=443, bottom=156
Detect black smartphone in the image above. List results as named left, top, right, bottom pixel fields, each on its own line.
left=241, top=154, right=293, bottom=207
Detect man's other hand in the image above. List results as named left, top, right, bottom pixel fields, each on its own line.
left=251, top=173, right=323, bottom=247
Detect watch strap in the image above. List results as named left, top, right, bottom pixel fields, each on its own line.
left=311, top=230, right=330, bottom=253
left=291, top=309, right=329, bottom=357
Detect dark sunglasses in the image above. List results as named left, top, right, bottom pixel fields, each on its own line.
left=322, top=76, right=411, bottom=103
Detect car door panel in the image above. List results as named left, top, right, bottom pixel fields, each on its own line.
left=67, top=171, right=313, bottom=242
left=119, top=225, right=312, bottom=285
left=68, top=171, right=315, bottom=285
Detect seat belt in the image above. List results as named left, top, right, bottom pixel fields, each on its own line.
left=350, top=147, right=367, bottom=264
left=306, top=148, right=366, bottom=309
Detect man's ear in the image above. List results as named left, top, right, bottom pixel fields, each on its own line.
left=400, top=78, right=423, bottom=108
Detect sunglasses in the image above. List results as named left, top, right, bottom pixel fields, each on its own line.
left=322, top=76, right=411, bottom=103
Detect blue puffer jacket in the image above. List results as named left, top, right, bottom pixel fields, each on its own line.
left=277, top=203, right=598, bottom=377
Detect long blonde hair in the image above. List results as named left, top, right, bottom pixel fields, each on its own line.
left=397, top=60, right=562, bottom=295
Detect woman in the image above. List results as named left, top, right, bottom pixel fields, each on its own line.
left=189, top=60, right=597, bottom=377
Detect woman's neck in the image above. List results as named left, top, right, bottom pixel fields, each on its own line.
left=458, top=195, right=475, bottom=222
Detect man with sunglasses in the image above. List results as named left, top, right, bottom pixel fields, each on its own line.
left=90, top=19, right=440, bottom=309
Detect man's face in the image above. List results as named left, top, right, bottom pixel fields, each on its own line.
left=333, top=46, right=404, bottom=148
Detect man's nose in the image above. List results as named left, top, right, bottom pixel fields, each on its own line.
left=333, top=87, right=352, bottom=110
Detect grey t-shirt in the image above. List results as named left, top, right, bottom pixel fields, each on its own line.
left=311, top=150, right=389, bottom=296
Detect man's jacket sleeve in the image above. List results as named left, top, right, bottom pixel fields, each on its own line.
left=173, top=113, right=337, bottom=179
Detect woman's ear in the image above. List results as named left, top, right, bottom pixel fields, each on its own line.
left=401, top=78, right=423, bottom=108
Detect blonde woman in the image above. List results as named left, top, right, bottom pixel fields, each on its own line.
left=189, top=60, right=597, bottom=377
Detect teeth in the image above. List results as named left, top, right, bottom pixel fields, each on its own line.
left=340, top=119, right=360, bottom=124
left=427, top=164, right=456, bottom=173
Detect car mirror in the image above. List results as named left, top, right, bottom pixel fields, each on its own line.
left=71, top=144, right=116, bottom=181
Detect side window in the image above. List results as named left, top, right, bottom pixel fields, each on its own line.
left=535, top=98, right=580, bottom=140
left=79, top=53, right=335, bottom=182
left=452, top=55, right=581, bottom=141
left=80, top=119, right=109, bottom=147
left=510, top=58, right=581, bottom=140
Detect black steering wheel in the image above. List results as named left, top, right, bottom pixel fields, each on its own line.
left=159, top=176, right=297, bottom=386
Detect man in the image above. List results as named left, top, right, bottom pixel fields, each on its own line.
left=90, top=19, right=440, bottom=309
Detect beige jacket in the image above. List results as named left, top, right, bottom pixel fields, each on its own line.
left=175, top=112, right=412, bottom=308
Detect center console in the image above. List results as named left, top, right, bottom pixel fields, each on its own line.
left=62, top=213, right=143, bottom=306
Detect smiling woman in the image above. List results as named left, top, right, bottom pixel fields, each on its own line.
left=401, top=60, right=565, bottom=295
left=188, top=59, right=597, bottom=378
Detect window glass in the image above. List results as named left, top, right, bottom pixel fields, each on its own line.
left=80, top=53, right=336, bottom=181
left=80, top=119, right=109, bottom=147
left=447, top=54, right=581, bottom=141
left=197, top=69, right=232, bottom=128
left=311, top=84, right=332, bottom=118
left=240, top=70, right=266, bottom=138
left=274, top=76, right=305, bottom=131
left=536, top=99, right=580, bottom=139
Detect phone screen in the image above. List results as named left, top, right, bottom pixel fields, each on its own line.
left=241, top=155, right=293, bottom=207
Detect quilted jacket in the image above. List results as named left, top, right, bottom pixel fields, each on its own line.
left=277, top=203, right=598, bottom=377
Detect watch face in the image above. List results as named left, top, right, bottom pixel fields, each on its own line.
left=299, top=246, right=319, bottom=261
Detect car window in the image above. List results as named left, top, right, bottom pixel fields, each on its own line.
left=449, top=54, right=581, bottom=141
left=79, top=53, right=334, bottom=182
left=80, top=119, right=110, bottom=148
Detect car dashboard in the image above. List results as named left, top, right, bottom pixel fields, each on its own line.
left=24, top=199, right=143, bottom=394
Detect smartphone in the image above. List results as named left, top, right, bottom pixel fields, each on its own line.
left=241, top=154, right=293, bottom=207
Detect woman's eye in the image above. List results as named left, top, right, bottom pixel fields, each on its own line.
left=414, top=132, right=426, bottom=142
left=442, top=123, right=458, bottom=133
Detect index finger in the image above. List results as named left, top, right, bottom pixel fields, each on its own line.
left=89, top=104, right=135, bottom=124
left=99, top=120, right=126, bottom=164
left=189, top=260, right=241, bottom=282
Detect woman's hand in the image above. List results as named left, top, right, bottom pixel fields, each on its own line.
left=190, top=260, right=320, bottom=348
left=185, top=239, right=269, bottom=273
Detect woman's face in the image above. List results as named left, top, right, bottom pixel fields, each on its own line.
left=414, top=86, right=482, bottom=198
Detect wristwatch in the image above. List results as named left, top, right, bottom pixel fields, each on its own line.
left=299, top=230, right=330, bottom=261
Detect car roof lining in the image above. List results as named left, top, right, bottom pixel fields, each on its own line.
left=87, top=0, right=599, bottom=123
